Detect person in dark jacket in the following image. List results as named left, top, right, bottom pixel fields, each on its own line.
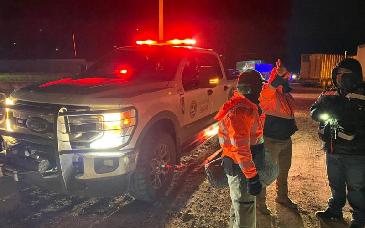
left=257, top=59, right=298, bottom=214
left=311, top=58, right=365, bottom=228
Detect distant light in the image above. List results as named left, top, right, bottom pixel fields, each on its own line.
left=136, top=28, right=140, bottom=31
left=292, top=74, right=298, bottom=80
left=120, top=69, right=128, bottom=74
left=12, top=42, right=16, bottom=46
left=255, top=63, right=273, bottom=73
left=55, top=48, right=59, bottom=51
left=39, top=28, right=43, bottom=32
left=136, top=40, right=157, bottom=45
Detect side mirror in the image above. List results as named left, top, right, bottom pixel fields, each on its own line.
left=198, top=66, right=220, bottom=88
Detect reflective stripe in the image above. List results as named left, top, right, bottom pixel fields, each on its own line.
left=346, top=93, right=365, bottom=100
left=231, top=137, right=250, bottom=147
left=318, top=128, right=355, bottom=141
left=338, top=132, right=355, bottom=140
left=218, top=121, right=231, bottom=146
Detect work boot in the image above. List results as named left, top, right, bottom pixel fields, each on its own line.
left=349, top=220, right=365, bottom=228
left=275, top=196, right=297, bottom=209
left=315, top=209, right=344, bottom=222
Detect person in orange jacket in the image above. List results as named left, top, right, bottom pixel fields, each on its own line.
left=215, top=69, right=266, bottom=228
left=257, top=59, right=298, bottom=214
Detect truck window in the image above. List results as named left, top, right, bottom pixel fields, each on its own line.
left=77, top=49, right=180, bottom=82
left=182, top=58, right=199, bottom=91
left=197, top=53, right=223, bottom=79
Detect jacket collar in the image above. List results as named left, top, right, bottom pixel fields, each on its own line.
left=215, top=91, right=256, bottom=120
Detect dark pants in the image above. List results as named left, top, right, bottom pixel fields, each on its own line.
left=326, top=152, right=365, bottom=223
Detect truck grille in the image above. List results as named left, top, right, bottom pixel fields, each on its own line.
left=0, top=100, right=89, bottom=142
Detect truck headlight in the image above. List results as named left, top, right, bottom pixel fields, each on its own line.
left=90, top=110, right=137, bottom=149
left=5, top=98, right=16, bottom=106
left=66, top=108, right=137, bottom=150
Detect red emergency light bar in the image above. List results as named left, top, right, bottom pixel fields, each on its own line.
left=135, top=39, right=197, bottom=46
left=166, top=39, right=197, bottom=45
left=135, top=40, right=157, bottom=45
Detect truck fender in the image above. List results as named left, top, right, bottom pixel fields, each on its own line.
left=134, top=111, right=181, bottom=162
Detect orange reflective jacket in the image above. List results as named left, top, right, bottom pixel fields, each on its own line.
left=215, top=91, right=263, bottom=179
left=259, top=68, right=295, bottom=119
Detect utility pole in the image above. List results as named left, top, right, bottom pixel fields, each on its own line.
left=159, top=0, right=163, bottom=41
left=72, top=32, right=77, bottom=58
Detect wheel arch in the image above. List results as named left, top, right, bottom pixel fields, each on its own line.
left=135, top=111, right=182, bottom=156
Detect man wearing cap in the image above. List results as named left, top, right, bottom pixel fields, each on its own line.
left=215, top=69, right=269, bottom=227
left=311, top=58, right=365, bottom=228
left=257, top=59, right=298, bottom=214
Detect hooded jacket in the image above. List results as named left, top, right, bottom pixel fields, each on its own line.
left=215, top=91, right=264, bottom=179
left=310, top=85, right=365, bottom=155
left=259, top=68, right=297, bottom=139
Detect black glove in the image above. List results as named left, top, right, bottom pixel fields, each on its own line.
left=270, top=75, right=286, bottom=88
left=247, top=174, right=262, bottom=196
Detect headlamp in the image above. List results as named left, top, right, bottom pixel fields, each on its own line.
left=319, top=113, right=330, bottom=121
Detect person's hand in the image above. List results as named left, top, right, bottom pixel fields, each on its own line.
left=247, top=174, right=262, bottom=196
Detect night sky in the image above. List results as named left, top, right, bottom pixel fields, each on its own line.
left=1, top=0, right=365, bottom=71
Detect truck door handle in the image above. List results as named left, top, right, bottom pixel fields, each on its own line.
left=224, top=86, right=229, bottom=91
left=207, top=89, right=213, bottom=96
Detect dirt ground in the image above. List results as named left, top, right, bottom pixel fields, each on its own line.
left=0, top=84, right=353, bottom=228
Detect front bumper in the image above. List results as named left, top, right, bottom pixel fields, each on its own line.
left=0, top=100, right=138, bottom=196
left=0, top=145, right=137, bottom=196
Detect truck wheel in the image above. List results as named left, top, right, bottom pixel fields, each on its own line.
left=130, top=130, right=176, bottom=202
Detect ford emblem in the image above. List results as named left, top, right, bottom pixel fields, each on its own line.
left=26, top=117, right=49, bottom=133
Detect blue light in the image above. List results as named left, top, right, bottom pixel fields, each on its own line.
left=255, top=63, right=273, bottom=73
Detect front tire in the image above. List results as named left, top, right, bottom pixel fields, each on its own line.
left=130, top=130, right=176, bottom=202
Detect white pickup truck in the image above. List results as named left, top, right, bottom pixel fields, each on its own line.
left=0, top=44, right=234, bottom=201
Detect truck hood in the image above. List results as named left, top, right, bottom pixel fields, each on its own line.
left=11, top=77, right=172, bottom=106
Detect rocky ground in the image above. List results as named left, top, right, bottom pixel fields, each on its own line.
left=0, top=85, right=353, bottom=228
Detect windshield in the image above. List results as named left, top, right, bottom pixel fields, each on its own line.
left=77, top=48, right=182, bottom=82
